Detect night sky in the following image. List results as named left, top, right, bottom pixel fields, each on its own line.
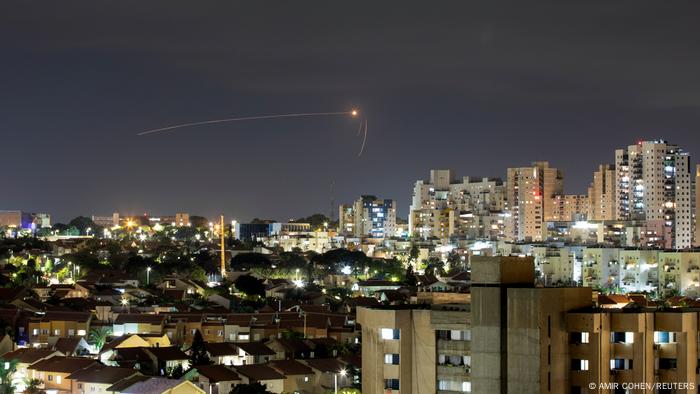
left=2, top=1, right=700, bottom=223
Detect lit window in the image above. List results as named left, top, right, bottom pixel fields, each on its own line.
left=380, top=328, right=400, bottom=340
left=384, top=353, right=400, bottom=365
left=581, top=332, right=589, bottom=343
left=78, top=330, right=86, bottom=336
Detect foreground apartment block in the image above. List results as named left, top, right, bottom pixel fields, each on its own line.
left=357, top=303, right=471, bottom=393
left=567, top=308, right=698, bottom=393
left=470, top=256, right=591, bottom=394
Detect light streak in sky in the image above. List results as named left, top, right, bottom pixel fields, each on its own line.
left=137, top=111, right=356, bottom=136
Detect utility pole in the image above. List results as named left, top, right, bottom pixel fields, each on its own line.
left=220, top=214, right=226, bottom=279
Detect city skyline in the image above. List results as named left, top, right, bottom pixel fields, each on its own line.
left=3, top=2, right=700, bottom=222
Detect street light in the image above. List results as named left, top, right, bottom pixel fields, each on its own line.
left=147, top=267, right=151, bottom=286
left=334, top=368, right=347, bottom=394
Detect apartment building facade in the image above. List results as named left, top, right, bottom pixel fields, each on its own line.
left=357, top=304, right=471, bottom=393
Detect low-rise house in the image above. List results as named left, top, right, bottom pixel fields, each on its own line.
left=266, top=338, right=312, bottom=360
left=201, top=319, right=225, bottom=343
left=195, top=364, right=241, bottom=394
left=28, top=356, right=98, bottom=393
left=113, top=313, right=166, bottom=336
left=341, top=297, right=380, bottom=313
left=100, top=334, right=171, bottom=364
left=0, top=348, right=62, bottom=389
left=28, top=311, right=91, bottom=345
left=158, top=278, right=206, bottom=297
left=268, top=359, right=316, bottom=393
left=67, top=364, right=141, bottom=393
left=305, top=337, right=340, bottom=358
left=164, top=313, right=203, bottom=344
left=224, top=314, right=253, bottom=342
left=144, top=346, right=190, bottom=376
left=110, top=376, right=206, bottom=394
left=0, top=334, right=14, bottom=355
left=204, top=342, right=239, bottom=365
left=356, top=279, right=401, bottom=296
left=0, top=287, right=29, bottom=305
left=234, top=364, right=286, bottom=394
left=92, top=287, right=126, bottom=305
left=207, top=294, right=240, bottom=310
left=303, top=358, right=349, bottom=392
left=51, top=283, right=92, bottom=299
left=83, top=270, right=140, bottom=288
left=416, top=274, right=450, bottom=292
left=52, top=336, right=91, bottom=356
left=234, top=342, right=277, bottom=365
left=108, top=347, right=155, bottom=372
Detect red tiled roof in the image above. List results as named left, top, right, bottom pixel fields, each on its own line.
left=303, top=358, right=345, bottom=373
left=235, top=342, right=276, bottom=356
left=114, top=314, right=166, bottom=324
left=144, top=346, right=189, bottom=361
left=66, top=365, right=139, bottom=384
left=234, top=364, right=285, bottom=381
left=268, top=359, right=313, bottom=375
left=196, top=365, right=241, bottom=382
left=204, top=342, right=238, bottom=357
left=29, top=356, right=97, bottom=373
left=0, top=348, right=61, bottom=364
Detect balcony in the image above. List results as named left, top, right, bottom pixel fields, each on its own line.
left=437, top=364, right=471, bottom=379
left=437, top=339, right=471, bottom=355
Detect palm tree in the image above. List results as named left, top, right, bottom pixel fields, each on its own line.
left=88, top=327, right=113, bottom=351
left=0, top=359, right=18, bottom=394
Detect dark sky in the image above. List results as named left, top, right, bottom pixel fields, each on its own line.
left=2, top=1, right=700, bottom=223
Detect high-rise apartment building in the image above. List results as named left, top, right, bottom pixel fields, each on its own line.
left=357, top=304, right=471, bottom=393
left=505, top=161, right=564, bottom=241
left=587, top=164, right=616, bottom=221
left=338, top=204, right=355, bottom=235
left=695, top=164, right=700, bottom=247
left=550, top=194, right=589, bottom=222
left=615, top=140, right=692, bottom=249
left=410, top=170, right=506, bottom=240
left=339, top=196, right=396, bottom=238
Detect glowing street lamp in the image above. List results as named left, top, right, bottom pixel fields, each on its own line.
left=147, top=266, right=152, bottom=286
left=334, top=368, right=347, bottom=394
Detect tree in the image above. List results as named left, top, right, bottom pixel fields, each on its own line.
left=189, top=330, right=211, bottom=366
left=408, top=244, right=420, bottom=265
left=67, top=216, right=101, bottom=236
left=24, top=378, right=43, bottom=394
left=446, top=250, right=462, bottom=272
left=230, top=382, right=273, bottom=394
left=234, top=275, right=265, bottom=298
left=424, top=257, right=446, bottom=276
left=293, top=213, right=331, bottom=229
left=0, top=358, right=17, bottom=393
left=88, top=327, right=112, bottom=351
left=404, top=265, right=417, bottom=287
